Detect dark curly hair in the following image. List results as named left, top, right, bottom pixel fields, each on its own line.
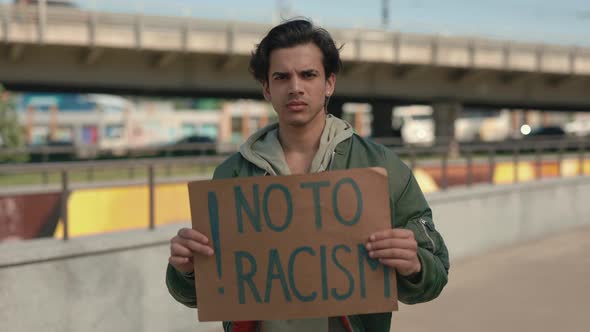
left=249, top=19, right=343, bottom=84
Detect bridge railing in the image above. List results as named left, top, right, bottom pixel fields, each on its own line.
left=0, top=136, right=587, bottom=169
left=1, top=3, right=589, bottom=74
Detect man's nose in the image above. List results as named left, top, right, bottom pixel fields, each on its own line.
left=288, top=77, right=303, bottom=95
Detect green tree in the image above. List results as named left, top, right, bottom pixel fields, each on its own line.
left=0, top=84, right=27, bottom=162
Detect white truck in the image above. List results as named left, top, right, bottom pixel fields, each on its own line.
left=392, top=105, right=512, bottom=145
left=392, top=105, right=435, bottom=146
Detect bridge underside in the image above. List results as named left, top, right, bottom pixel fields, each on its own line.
left=2, top=44, right=590, bottom=111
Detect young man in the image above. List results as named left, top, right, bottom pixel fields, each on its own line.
left=166, top=19, right=449, bottom=332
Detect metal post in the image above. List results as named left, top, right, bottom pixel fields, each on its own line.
left=488, top=147, right=495, bottom=184
left=61, top=169, right=69, bottom=241
left=200, top=160, right=206, bottom=175
left=42, top=170, right=49, bottom=185
left=513, top=146, right=519, bottom=183
left=2, top=5, right=9, bottom=42
left=181, top=16, right=189, bottom=52
left=37, top=0, right=47, bottom=44
left=381, top=0, right=390, bottom=29
left=89, top=5, right=97, bottom=46
left=441, top=147, right=448, bottom=190
left=134, top=12, right=143, bottom=49
left=584, top=140, right=587, bottom=175
left=466, top=148, right=473, bottom=186
left=148, top=165, right=155, bottom=230
left=87, top=167, right=94, bottom=182
left=410, top=148, right=417, bottom=171
left=535, top=143, right=542, bottom=179
left=578, top=139, right=584, bottom=175
left=557, top=141, right=564, bottom=177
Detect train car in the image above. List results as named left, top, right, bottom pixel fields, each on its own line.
left=17, top=93, right=134, bottom=159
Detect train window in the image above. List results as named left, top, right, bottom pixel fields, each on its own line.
left=54, top=126, right=74, bottom=142
left=105, top=124, right=124, bottom=139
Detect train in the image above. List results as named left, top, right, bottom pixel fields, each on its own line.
left=13, top=93, right=274, bottom=161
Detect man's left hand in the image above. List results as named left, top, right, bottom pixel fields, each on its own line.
left=366, top=229, right=421, bottom=277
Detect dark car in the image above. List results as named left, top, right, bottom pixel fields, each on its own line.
left=524, top=126, right=566, bottom=138
left=520, top=126, right=571, bottom=152
left=162, top=135, right=217, bottom=157
left=28, top=141, right=76, bottom=162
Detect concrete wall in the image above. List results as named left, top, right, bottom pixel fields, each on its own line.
left=427, top=175, right=590, bottom=260
left=0, top=226, right=219, bottom=332
left=1, top=176, right=589, bottom=332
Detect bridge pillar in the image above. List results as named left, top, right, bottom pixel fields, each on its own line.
left=370, top=100, right=395, bottom=137
left=219, top=102, right=232, bottom=145
left=432, top=101, right=462, bottom=156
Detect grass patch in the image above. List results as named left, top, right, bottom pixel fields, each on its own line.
left=0, top=164, right=217, bottom=187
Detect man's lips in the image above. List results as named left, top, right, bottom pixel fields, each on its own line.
left=287, top=101, right=307, bottom=106
left=286, top=101, right=308, bottom=111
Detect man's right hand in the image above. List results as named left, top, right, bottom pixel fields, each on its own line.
left=169, top=228, right=214, bottom=273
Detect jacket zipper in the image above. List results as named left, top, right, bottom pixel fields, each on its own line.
left=328, top=151, right=336, bottom=171
left=340, top=316, right=354, bottom=332
left=419, top=218, right=436, bottom=251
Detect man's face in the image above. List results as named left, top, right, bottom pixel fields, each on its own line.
left=263, top=43, right=336, bottom=128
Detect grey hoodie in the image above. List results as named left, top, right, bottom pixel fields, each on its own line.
left=239, top=114, right=354, bottom=176
left=238, top=114, right=354, bottom=332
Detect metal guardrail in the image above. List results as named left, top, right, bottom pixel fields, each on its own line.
left=383, top=137, right=589, bottom=189
left=0, top=137, right=588, bottom=241
left=0, top=154, right=226, bottom=241
left=0, top=141, right=236, bottom=162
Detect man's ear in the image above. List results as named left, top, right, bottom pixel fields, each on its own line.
left=262, top=81, right=271, bottom=101
left=325, top=73, right=336, bottom=96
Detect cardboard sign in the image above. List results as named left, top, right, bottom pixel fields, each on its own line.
left=187, top=168, right=398, bottom=322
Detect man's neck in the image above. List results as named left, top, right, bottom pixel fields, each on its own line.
left=278, top=114, right=326, bottom=155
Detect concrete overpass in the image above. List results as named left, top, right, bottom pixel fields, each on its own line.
left=1, top=3, right=590, bottom=136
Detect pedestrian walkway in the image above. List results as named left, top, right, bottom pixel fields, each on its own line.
left=392, top=226, right=590, bottom=332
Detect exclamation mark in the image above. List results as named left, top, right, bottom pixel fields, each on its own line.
left=208, top=192, right=224, bottom=295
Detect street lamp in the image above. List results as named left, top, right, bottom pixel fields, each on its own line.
left=382, top=0, right=390, bottom=29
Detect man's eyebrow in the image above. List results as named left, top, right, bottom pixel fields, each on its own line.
left=271, top=69, right=319, bottom=77
left=300, top=69, right=319, bottom=74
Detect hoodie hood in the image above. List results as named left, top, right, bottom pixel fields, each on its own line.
left=239, top=114, right=354, bottom=175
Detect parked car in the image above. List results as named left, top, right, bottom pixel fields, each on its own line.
left=28, top=141, right=76, bottom=162
left=162, top=135, right=217, bottom=156
left=518, top=126, right=572, bottom=152
left=523, top=126, right=566, bottom=139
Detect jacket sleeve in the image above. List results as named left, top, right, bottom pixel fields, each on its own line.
left=166, top=263, right=197, bottom=308
left=165, top=154, right=242, bottom=308
left=383, top=147, right=450, bottom=304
